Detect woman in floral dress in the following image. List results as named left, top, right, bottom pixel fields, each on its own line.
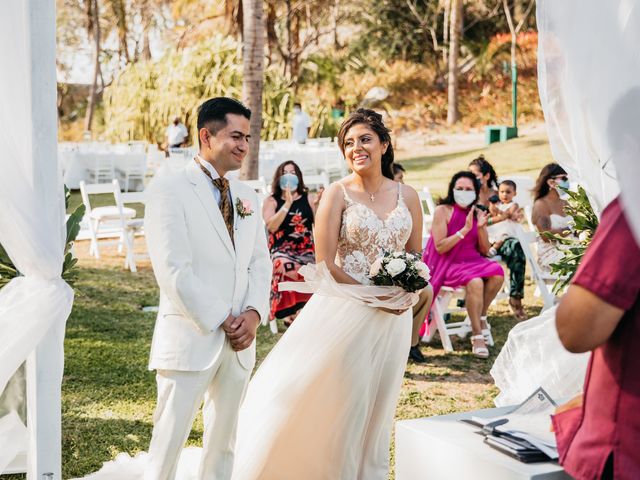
left=263, top=161, right=321, bottom=326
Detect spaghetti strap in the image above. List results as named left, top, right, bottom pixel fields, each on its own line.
left=397, top=182, right=405, bottom=204
left=337, top=182, right=352, bottom=204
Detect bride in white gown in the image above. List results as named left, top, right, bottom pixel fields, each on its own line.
left=76, top=109, right=425, bottom=480
left=231, top=109, right=425, bottom=480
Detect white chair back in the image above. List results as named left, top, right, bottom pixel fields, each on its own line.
left=304, top=172, right=330, bottom=191
left=418, top=187, right=437, bottom=246
left=512, top=224, right=558, bottom=310
left=242, top=177, right=269, bottom=195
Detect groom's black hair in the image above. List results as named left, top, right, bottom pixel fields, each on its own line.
left=197, top=97, right=251, bottom=146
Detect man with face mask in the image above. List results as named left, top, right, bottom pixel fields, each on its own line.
left=291, top=102, right=311, bottom=144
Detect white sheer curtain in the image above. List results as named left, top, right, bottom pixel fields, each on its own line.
left=537, top=0, right=640, bottom=241
left=0, top=0, right=74, bottom=474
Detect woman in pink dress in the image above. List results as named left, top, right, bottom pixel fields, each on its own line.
left=423, top=171, right=504, bottom=358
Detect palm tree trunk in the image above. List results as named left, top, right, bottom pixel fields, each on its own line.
left=446, top=0, right=461, bottom=125
left=240, top=0, right=265, bottom=180
left=85, top=0, right=101, bottom=133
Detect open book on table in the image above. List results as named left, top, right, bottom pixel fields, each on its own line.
left=462, top=387, right=560, bottom=463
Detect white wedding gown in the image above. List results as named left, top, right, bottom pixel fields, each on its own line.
left=231, top=184, right=414, bottom=479
left=77, top=185, right=415, bottom=480
left=490, top=305, right=590, bottom=407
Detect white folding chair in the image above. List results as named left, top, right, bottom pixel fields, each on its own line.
left=116, top=190, right=147, bottom=272
left=303, top=171, right=330, bottom=191
left=512, top=224, right=558, bottom=310
left=419, top=187, right=437, bottom=247
left=422, top=285, right=495, bottom=352
left=242, top=177, right=269, bottom=195
left=117, top=154, right=147, bottom=192
left=79, top=180, right=137, bottom=264
left=84, top=153, right=115, bottom=183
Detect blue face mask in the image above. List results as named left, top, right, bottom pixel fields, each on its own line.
left=556, top=179, right=570, bottom=191
left=280, top=173, right=299, bottom=191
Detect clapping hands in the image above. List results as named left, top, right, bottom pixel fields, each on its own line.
left=223, top=310, right=261, bottom=351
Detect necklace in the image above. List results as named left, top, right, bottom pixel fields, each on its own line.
left=363, top=179, right=384, bottom=203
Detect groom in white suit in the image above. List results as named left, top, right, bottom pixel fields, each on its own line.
left=144, top=97, right=271, bottom=479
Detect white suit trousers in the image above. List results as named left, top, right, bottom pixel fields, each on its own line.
left=145, top=340, right=251, bottom=480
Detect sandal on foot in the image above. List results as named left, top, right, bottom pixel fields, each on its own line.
left=471, top=335, right=489, bottom=359
left=480, top=316, right=494, bottom=347
left=509, top=298, right=528, bottom=321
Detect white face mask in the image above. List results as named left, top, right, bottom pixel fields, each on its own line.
left=453, top=189, right=476, bottom=208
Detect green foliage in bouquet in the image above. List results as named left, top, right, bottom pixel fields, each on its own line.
left=545, top=185, right=599, bottom=293
left=0, top=186, right=85, bottom=289
left=370, top=252, right=429, bottom=293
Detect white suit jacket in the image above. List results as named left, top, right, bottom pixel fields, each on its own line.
left=144, top=160, right=271, bottom=372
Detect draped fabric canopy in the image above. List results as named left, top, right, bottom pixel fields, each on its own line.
left=537, top=0, right=640, bottom=244
left=0, top=0, right=73, bottom=474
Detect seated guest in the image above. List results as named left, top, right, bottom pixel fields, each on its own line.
left=470, top=155, right=527, bottom=321
left=262, top=161, right=320, bottom=326
left=392, top=163, right=406, bottom=183
left=487, top=179, right=527, bottom=320
left=423, top=171, right=504, bottom=358
left=468, top=154, right=499, bottom=206
left=532, top=163, right=573, bottom=273
left=553, top=196, right=640, bottom=480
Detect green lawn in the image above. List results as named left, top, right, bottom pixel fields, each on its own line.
left=2, top=132, right=552, bottom=479
left=400, top=131, right=554, bottom=197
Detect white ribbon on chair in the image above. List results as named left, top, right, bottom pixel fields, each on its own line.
left=0, top=1, right=74, bottom=472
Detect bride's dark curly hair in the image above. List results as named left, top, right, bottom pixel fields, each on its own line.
left=337, top=108, right=395, bottom=180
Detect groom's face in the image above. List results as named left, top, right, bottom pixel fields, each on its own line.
left=205, top=113, right=251, bottom=174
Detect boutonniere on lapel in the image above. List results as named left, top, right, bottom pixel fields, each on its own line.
left=235, top=198, right=254, bottom=219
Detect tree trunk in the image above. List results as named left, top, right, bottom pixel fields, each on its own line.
left=442, top=0, right=450, bottom=65
left=85, top=0, right=101, bottom=133
left=446, top=0, right=461, bottom=125
left=332, top=0, right=341, bottom=50
left=240, top=0, right=264, bottom=180
left=514, top=0, right=524, bottom=24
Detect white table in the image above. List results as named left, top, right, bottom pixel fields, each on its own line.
left=395, top=407, right=571, bottom=480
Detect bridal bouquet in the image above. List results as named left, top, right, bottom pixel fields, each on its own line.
left=369, top=252, right=430, bottom=293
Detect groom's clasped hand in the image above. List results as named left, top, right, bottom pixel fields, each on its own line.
left=222, top=310, right=261, bottom=351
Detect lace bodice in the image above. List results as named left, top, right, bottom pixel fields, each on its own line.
left=336, top=183, right=412, bottom=284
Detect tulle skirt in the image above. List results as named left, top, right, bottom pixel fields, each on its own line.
left=490, top=305, right=590, bottom=406
left=232, top=293, right=413, bottom=480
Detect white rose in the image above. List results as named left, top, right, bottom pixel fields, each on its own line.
left=386, top=258, right=407, bottom=277
left=416, top=261, right=431, bottom=281
left=393, top=251, right=404, bottom=258
left=369, top=257, right=383, bottom=276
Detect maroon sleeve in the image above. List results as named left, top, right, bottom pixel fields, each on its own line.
left=572, top=198, right=640, bottom=311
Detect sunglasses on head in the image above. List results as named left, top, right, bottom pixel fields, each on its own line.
left=553, top=175, right=568, bottom=182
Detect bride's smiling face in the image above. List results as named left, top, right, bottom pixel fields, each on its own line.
left=343, top=123, right=388, bottom=176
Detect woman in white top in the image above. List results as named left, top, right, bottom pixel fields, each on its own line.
left=531, top=163, right=573, bottom=273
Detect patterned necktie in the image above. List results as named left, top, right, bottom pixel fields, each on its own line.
left=195, top=158, right=234, bottom=244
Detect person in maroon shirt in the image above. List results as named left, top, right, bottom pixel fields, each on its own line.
left=553, top=196, right=640, bottom=480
